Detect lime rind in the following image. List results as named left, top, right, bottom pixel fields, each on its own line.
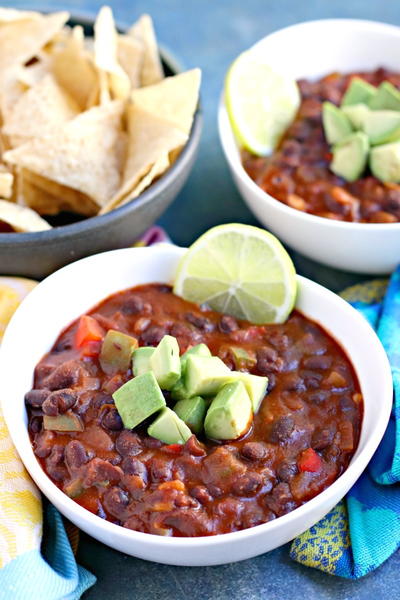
left=173, top=224, right=297, bottom=324
left=225, top=50, right=300, bottom=156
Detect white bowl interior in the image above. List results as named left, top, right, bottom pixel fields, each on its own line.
left=0, top=245, right=393, bottom=565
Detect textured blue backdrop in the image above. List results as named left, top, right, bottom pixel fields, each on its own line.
left=7, top=1, right=400, bottom=597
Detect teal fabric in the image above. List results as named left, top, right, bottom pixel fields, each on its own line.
left=291, top=269, right=400, bottom=578
left=0, top=505, right=95, bottom=600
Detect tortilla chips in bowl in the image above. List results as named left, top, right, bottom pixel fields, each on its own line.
left=0, top=6, right=202, bottom=277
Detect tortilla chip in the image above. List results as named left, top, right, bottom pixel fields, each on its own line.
left=129, top=15, right=164, bottom=86
left=0, top=76, right=26, bottom=123
left=21, top=170, right=98, bottom=216
left=117, top=35, right=143, bottom=90
left=0, top=171, right=13, bottom=198
left=94, top=6, right=131, bottom=101
left=0, top=8, right=41, bottom=22
left=131, top=69, right=201, bottom=136
left=4, top=101, right=124, bottom=206
left=17, top=59, right=51, bottom=88
left=0, top=12, right=69, bottom=77
left=52, top=26, right=99, bottom=110
left=3, top=74, right=80, bottom=143
left=0, top=198, right=51, bottom=232
left=104, top=105, right=187, bottom=208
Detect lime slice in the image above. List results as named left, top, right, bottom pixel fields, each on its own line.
left=225, top=50, right=300, bottom=156
left=173, top=224, right=297, bottom=324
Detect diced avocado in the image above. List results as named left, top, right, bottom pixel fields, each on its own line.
left=173, top=396, right=207, bottom=434
left=150, top=335, right=181, bottom=390
left=43, top=412, right=83, bottom=432
left=322, top=102, right=353, bottom=144
left=330, top=132, right=369, bottom=182
left=221, top=345, right=257, bottom=370
left=369, top=81, right=400, bottom=111
left=341, top=77, right=377, bottom=107
left=184, top=355, right=231, bottom=397
left=147, top=407, right=192, bottom=444
left=99, top=329, right=138, bottom=375
left=180, top=343, right=211, bottom=374
left=204, top=381, right=252, bottom=440
left=132, top=346, right=155, bottom=377
left=361, top=110, right=400, bottom=145
left=170, top=379, right=189, bottom=401
left=370, top=141, right=400, bottom=183
left=342, top=103, right=370, bottom=129
left=228, top=372, right=268, bottom=413
left=113, top=371, right=166, bottom=429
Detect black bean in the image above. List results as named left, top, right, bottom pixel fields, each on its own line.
left=140, top=325, right=167, bottom=346
left=303, top=355, right=332, bottom=370
left=33, top=430, right=55, bottom=458
left=241, top=442, right=267, bottom=461
left=308, top=390, right=329, bottom=405
left=185, top=312, right=215, bottom=332
left=45, top=445, right=67, bottom=481
left=92, top=392, right=114, bottom=408
left=122, top=457, right=147, bottom=480
left=83, top=458, right=123, bottom=487
left=44, top=360, right=83, bottom=391
left=102, top=408, right=123, bottom=431
left=232, top=473, right=263, bottom=496
left=339, top=395, right=356, bottom=413
left=257, top=346, right=284, bottom=374
left=64, top=440, right=89, bottom=471
left=190, top=485, right=213, bottom=504
left=276, top=460, right=298, bottom=482
left=219, top=315, right=239, bottom=333
left=115, top=430, right=142, bottom=456
left=312, top=426, right=335, bottom=450
left=103, top=486, right=130, bottom=518
left=184, top=435, right=206, bottom=457
left=121, top=295, right=144, bottom=315
left=302, top=370, right=323, bottom=389
left=269, top=415, right=295, bottom=444
left=282, top=373, right=306, bottom=392
left=29, top=416, right=42, bottom=434
left=149, top=458, right=172, bottom=482
left=42, top=389, right=77, bottom=416
left=25, top=389, right=49, bottom=407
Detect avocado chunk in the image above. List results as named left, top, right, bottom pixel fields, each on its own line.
left=132, top=346, right=155, bottom=377
left=369, top=81, right=400, bottom=111
left=221, top=345, right=257, bottom=370
left=370, top=141, right=400, bottom=183
left=330, top=132, right=369, bottom=182
left=113, top=371, right=166, bottom=429
left=228, top=372, right=268, bottom=413
left=341, top=77, right=377, bottom=107
left=361, top=109, right=400, bottom=145
left=99, top=329, right=138, bottom=375
left=204, top=381, right=252, bottom=440
left=147, top=407, right=192, bottom=444
left=173, top=396, right=207, bottom=434
left=184, top=355, right=231, bottom=397
left=43, top=412, right=83, bottom=432
left=180, top=343, right=211, bottom=373
left=149, top=335, right=181, bottom=390
left=341, top=103, right=370, bottom=129
left=322, top=102, right=353, bottom=144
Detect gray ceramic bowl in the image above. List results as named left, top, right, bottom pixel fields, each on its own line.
left=0, top=15, right=202, bottom=279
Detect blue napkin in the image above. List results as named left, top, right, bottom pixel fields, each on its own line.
left=291, top=269, right=400, bottom=578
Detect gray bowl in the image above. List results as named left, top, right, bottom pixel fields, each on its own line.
left=0, top=15, right=202, bottom=279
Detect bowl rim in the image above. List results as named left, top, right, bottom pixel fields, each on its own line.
left=218, top=17, right=400, bottom=231
left=0, top=12, right=202, bottom=246
left=0, top=244, right=393, bottom=549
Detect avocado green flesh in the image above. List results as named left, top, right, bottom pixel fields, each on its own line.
left=369, top=81, right=400, bottom=111
left=362, top=110, right=400, bottom=145
left=173, top=396, right=207, bottom=434
left=113, top=371, right=166, bottom=429
left=180, top=343, right=211, bottom=374
left=132, top=346, right=155, bottom=376
left=227, top=372, right=268, bottom=413
left=330, top=132, right=369, bottom=182
left=322, top=102, right=353, bottom=144
left=204, top=381, right=252, bottom=440
left=147, top=407, right=192, bottom=444
left=370, top=141, right=400, bottom=183
left=184, top=355, right=232, bottom=397
left=99, top=329, right=138, bottom=375
left=341, top=77, right=377, bottom=107
left=43, top=412, right=83, bottom=432
left=341, top=104, right=370, bottom=129
left=150, top=335, right=181, bottom=390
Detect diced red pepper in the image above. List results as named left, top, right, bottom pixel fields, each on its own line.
left=75, top=316, right=104, bottom=348
left=164, top=444, right=183, bottom=454
left=298, top=448, right=322, bottom=473
left=80, top=340, right=102, bottom=358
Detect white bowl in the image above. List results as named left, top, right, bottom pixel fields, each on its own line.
left=218, top=19, right=400, bottom=274
left=0, top=244, right=393, bottom=566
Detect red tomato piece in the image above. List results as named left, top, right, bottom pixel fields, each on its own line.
left=164, top=444, right=183, bottom=454
left=298, top=448, right=322, bottom=472
left=75, top=315, right=104, bottom=348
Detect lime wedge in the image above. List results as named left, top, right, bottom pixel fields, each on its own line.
left=173, top=224, right=297, bottom=324
left=225, top=50, right=300, bottom=156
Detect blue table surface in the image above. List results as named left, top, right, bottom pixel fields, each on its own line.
left=9, top=0, right=400, bottom=597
